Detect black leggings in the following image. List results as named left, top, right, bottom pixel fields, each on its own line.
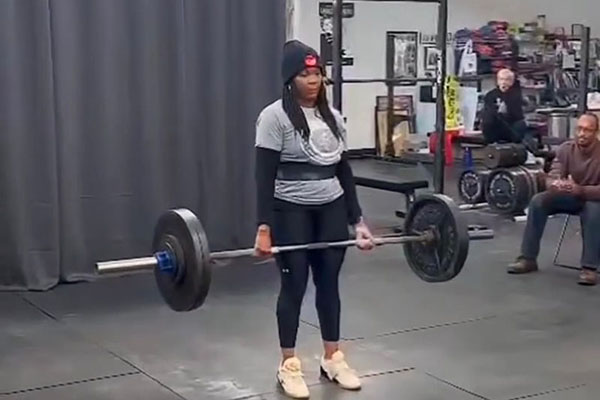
left=272, top=196, right=349, bottom=349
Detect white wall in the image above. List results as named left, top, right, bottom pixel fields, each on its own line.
left=291, top=0, right=600, bottom=149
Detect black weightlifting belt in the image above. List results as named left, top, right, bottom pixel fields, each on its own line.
left=276, top=162, right=336, bottom=181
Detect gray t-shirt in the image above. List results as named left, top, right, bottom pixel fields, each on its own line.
left=255, top=99, right=347, bottom=205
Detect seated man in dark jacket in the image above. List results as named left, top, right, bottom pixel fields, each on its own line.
left=481, top=69, right=526, bottom=144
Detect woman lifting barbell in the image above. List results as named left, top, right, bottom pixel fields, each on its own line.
left=253, top=40, right=375, bottom=399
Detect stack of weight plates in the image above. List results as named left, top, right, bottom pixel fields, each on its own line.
left=485, top=166, right=545, bottom=215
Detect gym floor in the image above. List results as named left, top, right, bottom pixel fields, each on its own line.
left=2, top=159, right=598, bottom=400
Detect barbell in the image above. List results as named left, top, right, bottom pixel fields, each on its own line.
left=96, top=194, right=482, bottom=312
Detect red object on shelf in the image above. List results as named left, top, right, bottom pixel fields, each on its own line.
left=429, top=130, right=461, bottom=165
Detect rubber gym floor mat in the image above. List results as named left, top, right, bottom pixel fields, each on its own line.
left=511, top=383, right=597, bottom=400
left=247, top=369, right=486, bottom=400
left=299, top=243, right=503, bottom=340
left=20, top=274, right=167, bottom=319
left=25, top=289, right=295, bottom=400
left=7, top=161, right=595, bottom=399
left=21, top=259, right=282, bottom=320
left=3, top=372, right=185, bottom=400
left=21, top=281, right=412, bottom=400
left=356, top=306, right=600, bottom=400
left=303, top=183, right=597, bottom=338
left=0, top=292, right=48, bottom=324
left=297, top=214, right=590, bottom=340
left=0, top=293, right=134, bottom=395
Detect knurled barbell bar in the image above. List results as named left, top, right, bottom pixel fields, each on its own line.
left=96, top=194, right=477, bottom=312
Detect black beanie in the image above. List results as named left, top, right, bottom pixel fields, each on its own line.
left=281, top=40, right=323, bottom=84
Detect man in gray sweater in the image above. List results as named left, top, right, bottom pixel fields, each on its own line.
left=508, top=113, right=600, bottom=285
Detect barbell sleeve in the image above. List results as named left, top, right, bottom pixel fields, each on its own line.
left=468, top=229, right=495, bottom=240
left=97, top=251, right=174, bottom=275
left=97, top=256, right=158, bottom=275
left=459, top=202, right=488, bottom=210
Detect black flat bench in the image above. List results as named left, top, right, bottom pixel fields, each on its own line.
left=354, top=176, right=429, bottom=219
left=354, top=175, right=495, bottom=238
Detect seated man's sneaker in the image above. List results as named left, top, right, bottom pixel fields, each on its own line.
left=320, top=350, right=361, bottom=390
left=578, top=268, right=598, bottom=286
left=507, top=257, right=538, bottom=274
left=277, top=357, right=310, bottom=399
left=525, top=151, right=537, bottom=165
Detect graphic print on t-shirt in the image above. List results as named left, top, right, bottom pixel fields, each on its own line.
left=496, top=97, right=507, bottom=114
left=299, top=106, right=344, bottom=165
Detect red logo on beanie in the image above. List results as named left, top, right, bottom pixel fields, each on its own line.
left=305, top=55, right=317, bottom=67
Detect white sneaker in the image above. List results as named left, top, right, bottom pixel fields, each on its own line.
left=525, top=151, right=537, bottom=165
left=320, top=350, right=361, bottom=390
left=277, top=357, right=310, bottom=399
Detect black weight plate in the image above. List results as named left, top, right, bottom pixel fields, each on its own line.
left=458, top=170, right=484, bottom=204
left=486, top=167, right=536, bottom=215
left=486, top=169, right=519, bottom=214
left=403, top=194, right=469, bottom=283
left=520, top=166, right=538, bottom=205
left=483, top=143, right=528, bottom=169
left=152, top=209, right=211, bottom=312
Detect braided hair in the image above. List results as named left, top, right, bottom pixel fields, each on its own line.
left=282, top=80, right=342, bottom=141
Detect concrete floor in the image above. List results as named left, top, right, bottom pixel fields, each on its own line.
left=1, top=159, right=598, bottom=400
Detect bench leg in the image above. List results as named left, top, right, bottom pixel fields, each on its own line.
left=393, top=190, right=416, bottom=233
left=406, top=191, right=416, bottom=210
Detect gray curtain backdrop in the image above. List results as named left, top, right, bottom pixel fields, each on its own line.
left=0, top=0, right=285, bottom=290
